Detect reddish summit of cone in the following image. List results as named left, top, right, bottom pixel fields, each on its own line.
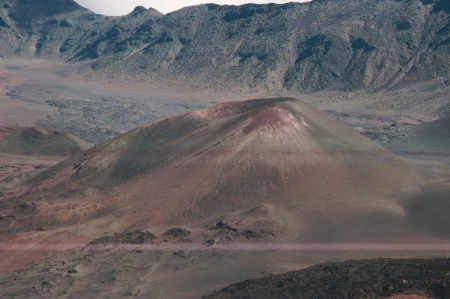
left=241, top=104, right=301, bottom=135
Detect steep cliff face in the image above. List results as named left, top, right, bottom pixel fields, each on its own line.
left=0, top=0, right=449, bottom=92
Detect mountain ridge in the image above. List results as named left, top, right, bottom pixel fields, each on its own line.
left=0, top=0, right=449, bottom=92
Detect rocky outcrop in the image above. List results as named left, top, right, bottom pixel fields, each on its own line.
left=204, top=258, right=450, bottom=299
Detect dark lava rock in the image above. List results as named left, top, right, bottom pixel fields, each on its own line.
left=89, top=230, right=156, bottom=245
left=203, top=258, right=450, bottom=299
left=208, top=221, right=238, bottom=232
left=164, top=227, right=191, bottom=238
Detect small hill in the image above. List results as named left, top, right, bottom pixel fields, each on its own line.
left=388, top=113, right=450, bottom=152
left=0, top=126, right=91, bottom=156
left=414, top=113, right=450, bottom=150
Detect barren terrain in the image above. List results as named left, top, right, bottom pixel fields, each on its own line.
left=0, top=59, right=217, bottom=144
left=0, top=0, right=449, bottom=297
left=0, top=75, right=448, bottom=297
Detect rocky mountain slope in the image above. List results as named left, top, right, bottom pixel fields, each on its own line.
left=0, top=0, right=449, bottom=92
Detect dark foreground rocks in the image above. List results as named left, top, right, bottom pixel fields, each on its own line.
left=203, top=258, right=450, bottom=299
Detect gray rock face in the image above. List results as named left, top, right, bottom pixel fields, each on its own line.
left=1, top=0, right=449, bottom=92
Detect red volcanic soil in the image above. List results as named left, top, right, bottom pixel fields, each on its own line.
left=0, top=97, right=426, bottom=273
